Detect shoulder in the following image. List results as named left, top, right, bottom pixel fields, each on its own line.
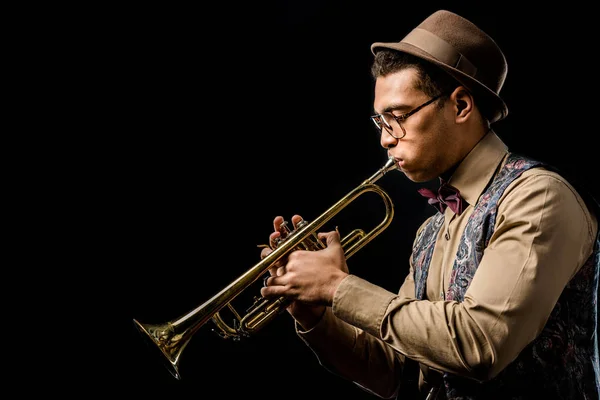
left=501, top=166, right=598, bottom=240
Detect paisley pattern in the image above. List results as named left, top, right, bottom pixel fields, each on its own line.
left=411, top=213, right=444, bottom=300
left=410, top=154, right=600, bottom=399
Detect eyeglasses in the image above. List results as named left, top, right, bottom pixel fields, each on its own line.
left=370, top=94, right=444, bottom=139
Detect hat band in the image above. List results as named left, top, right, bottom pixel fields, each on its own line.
left=401, top=28, right=477, bottom=78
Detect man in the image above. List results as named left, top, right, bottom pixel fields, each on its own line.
left=260, top=9, right=599, bottom=400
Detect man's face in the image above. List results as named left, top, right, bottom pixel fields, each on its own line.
left=373, top=68, right=455, bottom=183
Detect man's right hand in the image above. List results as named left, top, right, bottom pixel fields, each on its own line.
left=260, top=215, right=326, bottom=331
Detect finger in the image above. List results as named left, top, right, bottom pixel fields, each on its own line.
left=264, top=275, right=286, bottom=287
left=291, top=214, right=304, bottom=228
left=262, top=275, right=281, bottom=290
left=265, top=254, right=287, bottom=276
left=317, top=230, right=342, bottom=247
left=265, top=258, right=284, bottom=277
left=267, top=263, right=280, bottom=277
left=260, top=284, right=287, bottom=299
left=273, top=216, right=284, bottom=232
left=269, top=231, right=282, bottom=249
left=276, top=265, right=286, bottom=276
left=260, top=246, right=272, bottom=260
left=266, top=264, right=278, bottom=277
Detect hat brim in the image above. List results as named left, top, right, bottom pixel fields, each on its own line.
left=371, top=42, right=508, bottom=123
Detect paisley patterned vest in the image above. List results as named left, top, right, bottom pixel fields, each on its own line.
left=411, top=153, right=600, bottom=399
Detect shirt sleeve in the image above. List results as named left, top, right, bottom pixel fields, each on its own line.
left=304, top=170, right=597, bottom=384
left=295, top=223, right=426, bottom=398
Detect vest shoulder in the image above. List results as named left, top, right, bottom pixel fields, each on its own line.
left=505, top=167, right=598, bottom=238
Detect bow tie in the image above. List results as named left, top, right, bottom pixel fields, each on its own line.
left=417, top=180, right=465, bottom=215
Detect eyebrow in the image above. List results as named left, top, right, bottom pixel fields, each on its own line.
left=377, top=102, right=412, bottom=114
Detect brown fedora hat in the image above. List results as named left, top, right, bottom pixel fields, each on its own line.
left=371, top=10, right=508, bottom=123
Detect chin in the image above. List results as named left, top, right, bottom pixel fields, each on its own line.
left=402, top=170, right=430, bottom=183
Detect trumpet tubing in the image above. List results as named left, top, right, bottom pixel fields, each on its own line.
left=133, top=157, right=398, bottom=380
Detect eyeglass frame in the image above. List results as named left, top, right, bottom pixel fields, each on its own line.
left=370, top=93, right=445, bottom=140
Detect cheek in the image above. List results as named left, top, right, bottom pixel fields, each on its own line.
left=401, top=132, right=445, bottom=172
left=412, top=141, right=438, bottom=169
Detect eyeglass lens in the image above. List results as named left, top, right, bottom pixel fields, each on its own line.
left=372, top=114, right=403, bottom=138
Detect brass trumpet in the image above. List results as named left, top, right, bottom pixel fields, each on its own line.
left=133, top=156, right=398, bottom=380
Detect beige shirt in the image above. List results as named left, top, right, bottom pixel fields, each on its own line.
left=296, top=131, right=598, bottom=399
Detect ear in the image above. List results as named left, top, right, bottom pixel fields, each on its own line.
left=451, top=87, right=474, bottom=121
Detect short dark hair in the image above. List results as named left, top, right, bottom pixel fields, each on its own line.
left=371, top=49, right=493, bottom=122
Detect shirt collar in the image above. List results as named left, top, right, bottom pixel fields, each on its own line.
left=447, top=130, right=509, bottom=208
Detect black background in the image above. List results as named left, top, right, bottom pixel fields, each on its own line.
left=68, top=1, right=599, bottom=398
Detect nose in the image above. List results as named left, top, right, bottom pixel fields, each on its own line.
left=380, top=130, right=398, bottom=149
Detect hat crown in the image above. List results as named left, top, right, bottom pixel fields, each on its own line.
left=416, top=10, right=507, bottom=93
left=371, top=9, right=509, bottom=122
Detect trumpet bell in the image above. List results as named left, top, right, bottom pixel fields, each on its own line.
left=133, top=319, right=185, bottom=380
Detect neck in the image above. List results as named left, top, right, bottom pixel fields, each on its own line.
left=439, top=164, right=458, bottom=184
left=440, top=126, right=492, bottom=184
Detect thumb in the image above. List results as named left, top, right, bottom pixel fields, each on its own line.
left=317, top=229, right=342, bottom=248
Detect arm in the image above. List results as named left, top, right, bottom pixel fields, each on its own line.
left=296, top=270, right=416, bottom=399
left=329, top=171, right=597, bottom=382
